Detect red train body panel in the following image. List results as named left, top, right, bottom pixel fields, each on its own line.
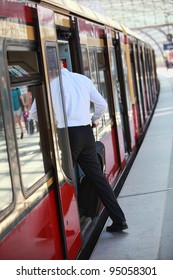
left=0, top=190, right=64, bottom=260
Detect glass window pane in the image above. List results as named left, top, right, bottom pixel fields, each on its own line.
left=10, top=85, right=45, bottom=191
left=81, top=46, right=91, bottom=78
left=7, top=48, right=49, bottom=192
left=89, top=48, right=110, bottom=134
left=89, top=49, right=99, bottom=91
left=96, top=51, right=109, bottom=122
left=120, top=46, right=132, bottom=111
left=46, top=45, right=73, bottom=184
left=89, top=49, right=98, bottom=114
left=109, top=48, right=120, bottom=114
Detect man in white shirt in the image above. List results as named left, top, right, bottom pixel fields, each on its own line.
left=59, top=62, right=128, bottom=232
left=30, top=61, right=128, bottom=232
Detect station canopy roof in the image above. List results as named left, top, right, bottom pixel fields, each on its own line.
left=74, top=0, right=173, bottom=67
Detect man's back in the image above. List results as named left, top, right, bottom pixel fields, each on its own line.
left=61, top=68, right=107, bottom=127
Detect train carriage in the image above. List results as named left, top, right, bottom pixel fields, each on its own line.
left=0, top=0, right=159, bottom=260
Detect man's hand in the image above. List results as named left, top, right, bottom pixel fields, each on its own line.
left=92, top=121, right=99, bottom=128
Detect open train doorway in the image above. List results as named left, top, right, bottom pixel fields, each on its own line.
left=57, top=39, right=102, bottom=235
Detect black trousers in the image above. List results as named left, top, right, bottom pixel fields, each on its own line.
left=68, top=125, right=126, bottom=224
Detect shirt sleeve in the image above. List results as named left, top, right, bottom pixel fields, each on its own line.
left=89, top=80, right=107, bottom=123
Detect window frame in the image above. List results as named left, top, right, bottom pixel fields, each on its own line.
left=4, top=40, right=55, bottom=199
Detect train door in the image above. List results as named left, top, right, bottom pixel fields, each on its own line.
left=80, top=19, right=121, bottom=185
left=56, top=18, right=121, bottom=222
left=134, top=42, right=148, bottom=123
left=53, top=13, right=107, bottom=237
left=114, top=32, right=135, bottom=154
left=106, top=29, right=126, bottom=168
left=151, top=49, right=159, bottom=96
left=37, top=5, right=82, bottom=260
left=130, top=41, right=145, bottom=133
left=144, top=50, right=152, bottom=107
left=138, top=45, right=151, bottom=116
left=88, top=46, right=121, bottom=183
left=109, top=47, right=127, bottom=166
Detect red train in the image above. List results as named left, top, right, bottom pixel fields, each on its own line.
left=0, top=0, right=159, bottom=259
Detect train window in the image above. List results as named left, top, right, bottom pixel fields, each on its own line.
left=120, top=47, right=132, bottom=112
left=46, top=44, right=74, bottom=184
left=7, top=51, right=40, bottom=85
left=81, top=46, right=91, bottom=78
left=0, top=100, right=13, bottom=212
left=139, top=47, right=148, bottom=103
left=96, top=50, right=109, bottom=123
left=9, top=84, right=46, bottom=192
left=96, top=51, right=107, bottom=100
left=97, top=51, right=105, bottom=69
left=6, top=48, right=54, bottom=195
left=89, top=48, right=99, bottom=91
left=88, top=47, right=111, bottom=138
left=109, top=48, right=120, bottom=114
left=88, top=48, right=100, bottom=118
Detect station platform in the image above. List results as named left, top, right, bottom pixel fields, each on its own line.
left=90, top=68, right=173, bottom=260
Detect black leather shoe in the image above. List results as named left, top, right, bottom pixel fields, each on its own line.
left=106, top=221, right=128, bottom=232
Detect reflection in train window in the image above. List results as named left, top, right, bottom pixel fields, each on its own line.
left=89, top=48, right=110, bottom=135
left=0, top=103, right=13, bottom=212
left=7, top=44, right=56, bottom=195
left=7, top=50, right=40, bottom=85
left=81, top=46, right=91, bottom=78
left=89, top=48, right=99, bottom=91
left=109, top=48, right=121, bottom=114
left=120, top=47, right=132, bottom=112
left=96, top=50, right=109, bottom=123
left=89, top=48, right=99, bottom=116
left=97, top=51, right=105, bottom=69
left=10, top=85, right=45, bottom=191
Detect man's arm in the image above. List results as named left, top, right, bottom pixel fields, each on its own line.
left=89, top=81, right=107, bottom=125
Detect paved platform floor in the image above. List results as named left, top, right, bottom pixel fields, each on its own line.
left=90, top=68, right=173, bottom=260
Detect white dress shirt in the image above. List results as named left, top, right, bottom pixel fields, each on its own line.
left=59, top=68, right=107, bottom=127
left=30, top=68, right=107, bottom=128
